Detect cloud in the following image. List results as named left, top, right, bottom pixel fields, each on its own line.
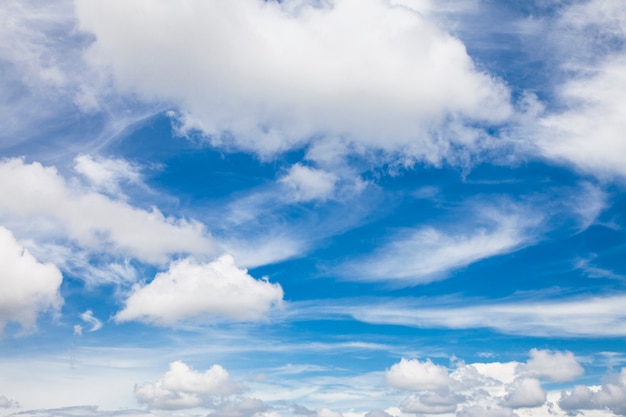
left=73, top=154, right=142, bottom=197
left=74, top=0, right=511, bottom=162
left=0, top=158, right=213, bottom=265
left=0, top=226, right=63, bottom=334
left=400, top=391, right=460, bottom=414
left=4, top=406, right=156, bottom=417
left=501, top=378, right=546, bottom=408
left=520, top=348, right=584, bottom=382
left=134, top=361, right=244, bottom=410
left=559, top=367, right=626, bottom=416
left=348, top=294, right=626, bottom=337
left=115, top=255, right=284, bottom=325
left=207, top=398, right=267, bottom=417
left=531, top=0, right=626, bottom=178
left=78, top=309, right=103, bottom=333
left=385, top=358, right=452, bottom=391
left=279, top=164, right=338, bottom=203
left=341, top=203, right=536, bottom=285
left=0, top=395, right=18, bottom=408
left=456, top=405, right=518, bottom=417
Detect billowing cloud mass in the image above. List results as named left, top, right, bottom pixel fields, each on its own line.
left=501, top=378, right=546, bottom=408
left=115, top=255, right=284, bottom=325
left=74, top=0, right=511, bottom=160
left=559, top=367, right=626, bottom=416
left=0, top=158, right=213, bottom=265
left=520, top=348, right=584, bottom=382
left=0, top=226, right=63, bottom=334
left=135, top=361, right=243, bottom=410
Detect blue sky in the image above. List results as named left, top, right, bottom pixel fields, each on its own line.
left=1, top=0, right=626, bottom=416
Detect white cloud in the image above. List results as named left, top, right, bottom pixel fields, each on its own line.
left=134, top=361, right=243, bottom=410
left=520, top=348, right=584, bottom=382
left=0, top=226, right=63, bottom=334
left=74, top=154, right=142, bottom=197
left=501, top=378, right=546, bottom=409
left=75, top=0, right=511, bottom=162
left=342, top=204, right=535, bottom=284
left=0, top=158, right=213, bottom=265
left=559, top=368, right=626, bottom=416
left=115, top=255, right=284, bottom=325
left=400, top=391, right=460, bottom=414
left=207, top=398, right=268, bottom=417
left=348, top=294, right=626, bottom=337
left=385, top=358, right=451, bottom=391
left=79, top=309, right=103, bottom=333
left=279, top=164, right=338, bottom=202
left=456, top=405, right=517, bottom=417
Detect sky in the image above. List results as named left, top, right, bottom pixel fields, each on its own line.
left=1, top=0, right=626, bottom=416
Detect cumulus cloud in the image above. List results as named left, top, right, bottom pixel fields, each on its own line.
left=75, top=0, right=511, bottom=162
left=501, top=378, right=546, bottom=408
left=0, top=158, right=213, bottom=265
left=0, top=395, right=18, bottom=408
left=134, top=361, right=244, bottom=410
left=115, top=255, right=284, bottom=325
left=520, top=348, right=584, bottom=382
left=400, top=391, right=460, bottom=414
left=341, top=204, right=536, bottom=285
left=279, top=164, right=338, bottom=202
left=385, top=358, right=452, bottom=391
left=0, top=226, right=63, bottom=334
left=559, top=367, right=626, bottom=416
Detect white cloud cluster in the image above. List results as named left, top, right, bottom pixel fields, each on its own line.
left=135, top=361, right=243, bottom=410
left=75, top=0, right=511, bottom=162
left=519, top=348, right=584, bottom=383
left=0, top=226, right=63, bottom=334
left=0, top=158, right=213, bottom=265
left=0, top=394, right=18, bottom=408
left=74, top=154, right=142, bottom=197
left=559, top=367, right=626, bottom=416
left=384, top=349, right=585, bottom=415
left=115, top=255, right=284, bottom=325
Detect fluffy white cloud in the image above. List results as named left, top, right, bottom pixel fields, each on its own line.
left=135, top=361, right=243, bottom=410
left=0, top=158, right=213, bottom=265
left=279, top=164, right=338, bottom=202
left=456, top=405, right=517, bottom=417
left=75, top=0, right=511, bottom=161
left=0, top=226, right=63, bottom=334
left=559, top=368, right=626, bottom=416
left=501, top=378, right=546, bottom=409
left=400, top=391, right=460, bottom=414
left=78, top=309, right=103, bottom=333
left=520, top=348, right=584, bottom=382
left=385, top=358, right=451, bottom=391
left=115, top=255, right=284, bottom=325
left=342, top=204, right=535, bottom=284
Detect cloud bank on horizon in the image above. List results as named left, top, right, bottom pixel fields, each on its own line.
left=1, top=0, right=626, bottom=416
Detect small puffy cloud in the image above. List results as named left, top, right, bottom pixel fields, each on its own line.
left=279, top=164, right=338, bottom=202
left=0, top=158, right=213, bottom=265
left=75, top=0, right=511, bottom=162
left=115, top=255, right=284, bottom=325
left=135, top=361, right=244, bottom=410
left=385, top=358, right=451, bottom=391
left=520, top=348, right=584, bottom=382
left=207, top=398, right=267, bottom=417
left=0, top=226, right=63, bottom=334
left=501, top=378, right=546, bottom=409
left=74, top=154, right=141, bottom=197
left=315, top=408, right=343, bottom=417
left=559, top=367, right=626, bottom=416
